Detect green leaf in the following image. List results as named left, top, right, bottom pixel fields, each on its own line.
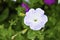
left=55, top=21, right=60, bottom=31
left=39, top=0, right=44, bottom=5
left=16, top=0, right=22, bottom=3
left=0, top=25, right=14, bottom=40
left=14, top=34, right=24, bottom=40
left=27, top=30, right=44, bottom=40
left=27, top=30, right=37, bottom=39
left=12, top=16, right=24, bottom=31
left=29, top=0, right=44, bottom=8
left=49, top=16, right=56, bottom=25
left=0, top=8, right=9, bottom=22
left=16, top=6, right=25, bottom=13
left=30, top=0, right=39, bottom=4
left=38, top=34, right=44, bottom=40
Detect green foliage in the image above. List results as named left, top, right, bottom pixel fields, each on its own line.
left=27, top=30, right=37, bottom=39
left=29, top=0, right=44, bottom=8
left=0, top=8, right=9, bottom=22
left=14, top=34, right=25, bottom=40
left=0, top=25, right=14, bottom=40
left=27, top=30, right=44, bottom=40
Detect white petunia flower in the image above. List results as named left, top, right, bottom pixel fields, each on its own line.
left=58, top=0, right=60, bottom=4
left=24, top=8, right=48, bottom=30
left=12, top=0, right=16, bottom=2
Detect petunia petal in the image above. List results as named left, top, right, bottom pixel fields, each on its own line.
left=24, top=17, right=30, bottom=26
left=24, top=16, right=33, bottom=26
left=36, top=8, right=44, bottom=15
left=26, top=8, right=35, bottom=16
left=41, top=15, right=48, bottom=25
left=30, top=23, right=44, bottom=30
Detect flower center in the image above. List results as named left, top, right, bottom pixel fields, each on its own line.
left=34, top=19, right=37, bottom=22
